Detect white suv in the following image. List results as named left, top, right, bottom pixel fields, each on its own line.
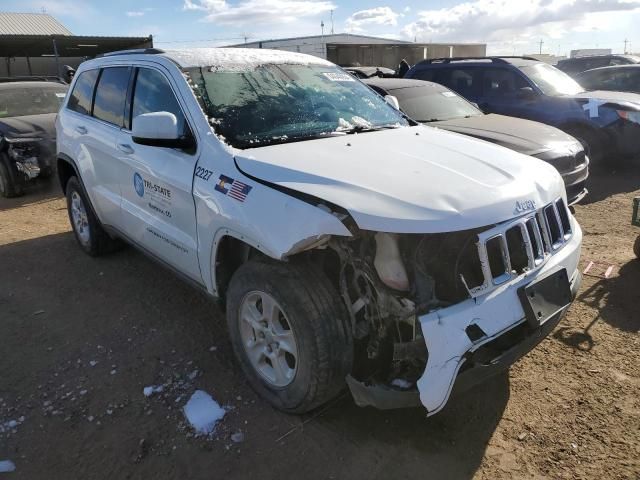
left=56, top=48, right=583, bottom=415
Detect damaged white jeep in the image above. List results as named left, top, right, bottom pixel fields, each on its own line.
left=56, top=48, right=583, bottom=415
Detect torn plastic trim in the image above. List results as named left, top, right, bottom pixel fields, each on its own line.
left=233, top=157, right=359, bottom=234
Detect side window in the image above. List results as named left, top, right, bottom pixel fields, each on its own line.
left=447, top=68, right=479, bottom=97
left=411, top=69, right=435, bottom=81
left=131, top=68, right=188, bottom=136
left=482, top=68, right=527, bottom=97
left=67, top=69, right=99, bottom=115
left=92, top=67, right=131, bottom=126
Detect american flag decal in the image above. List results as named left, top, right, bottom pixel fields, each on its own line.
left=215, top=174, right=252, bottom=202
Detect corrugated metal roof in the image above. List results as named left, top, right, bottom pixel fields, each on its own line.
left=0, top=12, right=72, bottom=36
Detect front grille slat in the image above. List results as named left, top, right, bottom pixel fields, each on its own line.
left=465, top=198, right=572, bottom=298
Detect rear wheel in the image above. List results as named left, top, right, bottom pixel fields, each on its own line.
left=65, top=176, right=121, bottom=256
left=226, top=260, right=353, bottom=413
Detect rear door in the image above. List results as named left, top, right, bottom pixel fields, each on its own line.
left=115, top=65, right=202, bottom=282
left=63, top=67, right=130, bottom=227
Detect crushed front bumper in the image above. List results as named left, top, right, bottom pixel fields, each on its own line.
left=347, top=218, right=583, bottom=414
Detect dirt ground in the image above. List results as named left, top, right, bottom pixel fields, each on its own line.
left=0, top=166, right=639, bottom=480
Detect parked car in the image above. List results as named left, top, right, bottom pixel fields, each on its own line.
left=576, top=65, right=640, bottom=94
left=0, top=81, right=68, bottom=197
left=56, top=48, right=583, bottom=415
left=344, top=66, right=396, bottom=79
left=405, top=57, right=640, bottom=163
left=364, top=78, right=589, bottom=205
left=557, top=55, right=640, bottom=77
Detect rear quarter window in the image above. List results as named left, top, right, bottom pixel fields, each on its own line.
left=67, top=69, right=99, bottom=115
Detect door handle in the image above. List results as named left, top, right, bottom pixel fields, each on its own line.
left=75, top=126, right=87, bottom=135
left=117, top=143, right=134, bottom=154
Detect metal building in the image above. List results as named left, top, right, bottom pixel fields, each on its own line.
left=0, top=12, right=152, bottom=79
left=228, top=34, right=486, bottom=70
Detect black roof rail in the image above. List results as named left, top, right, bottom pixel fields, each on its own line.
left=417, top=56, right=540, bottom=65
left=0, top=75, right=66, bottom=84
left=97, top=48, right=165, bottom=58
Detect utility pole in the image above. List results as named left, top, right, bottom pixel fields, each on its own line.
left=539, top=39, right=544, bottom=54
left=624, top=38, right=629, bottom=54
left=330, top=10, right=334, bottom=35
left=321, top=20, right=324, bottom=36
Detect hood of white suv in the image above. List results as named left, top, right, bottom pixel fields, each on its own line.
left=235, top=126, right=565, bottom=233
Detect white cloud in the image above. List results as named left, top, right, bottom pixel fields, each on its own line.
left=345, top=7, right=400, bottom=32
left=183, top=0, right=334, bottom=26
left=403, top=0, right=640, bottom=43
left=126, top=11, right=145, bottom=17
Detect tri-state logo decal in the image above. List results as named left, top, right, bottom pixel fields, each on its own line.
left=133, top=172, right=144, bottom=198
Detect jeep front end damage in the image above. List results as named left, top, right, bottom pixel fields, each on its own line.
left=328, top=198, right=582, bottom=413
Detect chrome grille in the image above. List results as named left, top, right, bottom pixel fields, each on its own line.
left=462, top=198, right=572, bottom=298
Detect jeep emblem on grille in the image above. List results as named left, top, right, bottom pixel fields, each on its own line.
left=515, top=200, right=536, bottom=214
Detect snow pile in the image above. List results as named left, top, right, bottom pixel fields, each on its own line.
left=0, top=460, right=16, bottom=473
left=391, top=379, right=413, bottom=389
left=182, top=390, right=225, bottom=435
left=143, top=385, right=164, bottom=397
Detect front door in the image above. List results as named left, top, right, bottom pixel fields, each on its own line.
left=116, top=66, right=202, bottom=282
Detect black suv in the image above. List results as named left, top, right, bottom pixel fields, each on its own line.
left=404, top=57, right=640, bottom=162
left=557, top=55, right=640, bottom=77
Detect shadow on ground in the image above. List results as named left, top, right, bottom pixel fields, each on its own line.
left=581, top=163, right=640, bottom=205
left=0, top=232, right=509, bottom=480
left=0, top=178, right=62, bottom=212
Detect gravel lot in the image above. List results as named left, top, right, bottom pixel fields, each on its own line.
left=0, top=166, right=638, bottom=479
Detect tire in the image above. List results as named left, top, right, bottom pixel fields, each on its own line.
left=0, top=156, right=24, bottom=198
left=634, top=235, right=640, bottom=260
left=226, top=260, right=353, bottom=414
left=65, top=176, right=121, bottom=256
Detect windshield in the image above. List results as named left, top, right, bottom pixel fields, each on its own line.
left=0, top=85, right=67, bottom=118
left=393, top=86, right=483, bottom=122
left=186, top=64, right=409, bottom=149
left=520, top=63, right=584, bottom=96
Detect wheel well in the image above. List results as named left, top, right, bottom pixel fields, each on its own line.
left=57, top=158, right=77, bottom=194
left=214, top=235, right=343, bottom=300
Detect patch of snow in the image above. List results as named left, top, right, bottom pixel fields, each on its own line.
left=0, top=460, right=16, bottom=473
left=89, top=360, right=98, bottom=367
left=183, top=390, right=225, bottom=435
left=143, top=385, right=164, bottom=397
left=391, top=378, right=413, bottom=389
left=162, top=48, right=333, bottom=70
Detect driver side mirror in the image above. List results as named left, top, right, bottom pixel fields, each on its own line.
left=132, top=112, right=193, bottom=149
left=517, top=86, right=537, bottom=100
left=384, top=95, right=400, bottom=110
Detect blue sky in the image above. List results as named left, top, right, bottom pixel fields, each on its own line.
left=4, top=0, right=640, bottom=55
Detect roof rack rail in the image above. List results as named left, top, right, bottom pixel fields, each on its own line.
left=418, top=56, right=540, bottom=65
left=97, top=48, right=165, bottom=58
left=0, top=75, right=65, bottom=84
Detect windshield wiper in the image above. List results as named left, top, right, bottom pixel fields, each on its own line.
left=339, top=124, right=401, bottom=134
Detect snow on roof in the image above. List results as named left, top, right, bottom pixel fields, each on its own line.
left=161, top=48, right=333, bottom=69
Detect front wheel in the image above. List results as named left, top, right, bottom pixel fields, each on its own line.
left=226, top=260, right=353, bottom=413
left=0, top=156, right=24, bottom=198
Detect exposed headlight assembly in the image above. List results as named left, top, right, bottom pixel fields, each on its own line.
left=5, top=138, right=41, bottom=179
